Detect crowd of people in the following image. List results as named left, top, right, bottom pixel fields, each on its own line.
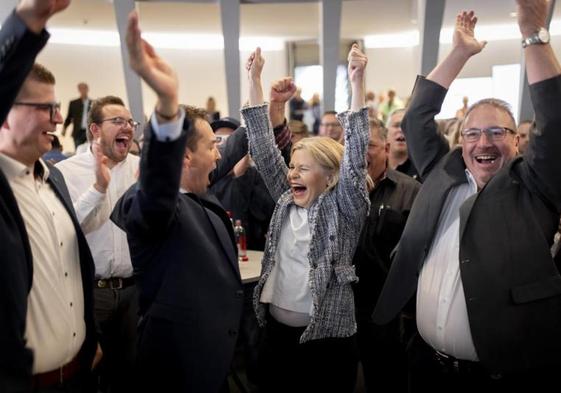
left=1, top=1, right=561, bottom=393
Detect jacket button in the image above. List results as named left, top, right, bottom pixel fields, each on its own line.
left=228, top=329, right=237, bottom=337
left=329, top=235, right=335, bottom=241
left=235, top=290, right=244, bottom=298
left=460, top=258, right=470, bottom=264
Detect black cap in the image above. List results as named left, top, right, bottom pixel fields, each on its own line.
left=211, top=117, right=240, bottom=132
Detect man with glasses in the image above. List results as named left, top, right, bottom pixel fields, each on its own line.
left=0, top=62, right=98, bottom=392
left=56, top=95, right=140, bottom=393
left=319, top=110, right=344, bottom=144
left=374, top=2, right=561, bottom=391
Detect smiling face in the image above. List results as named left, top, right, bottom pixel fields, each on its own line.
left=319, top=113, right=343, bottom=142
left=288, top=137, right=342, bottom=209
left=1, top=79, right=62, bottom=166
left=288, top=149, right=331, bottom=208
left=90, top=104, right=134, bottom=166
left=462, top=104, right=518, bottom=189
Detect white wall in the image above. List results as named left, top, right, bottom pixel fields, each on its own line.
left=37, top=44, right=287, bottom=124
left=364, top=35, right=561, bottom=102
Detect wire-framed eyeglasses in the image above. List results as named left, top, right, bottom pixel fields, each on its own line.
left=100, top=117, right=140, bottom=131
left=461, top=126, right=516, bottom=143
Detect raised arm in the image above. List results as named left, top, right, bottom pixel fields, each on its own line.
left=0, top=0, right=69, bottom=124
left=241, top=48, right=290, bottom=201
left=111, top=11, right=186, bottom=237
left=335, top=44, right=370, bottom=222
left=517, top=0, right=561, bottom=210
left=269, top=77, right=296, bottom=164
left=403, top=11, right=485, bottom=178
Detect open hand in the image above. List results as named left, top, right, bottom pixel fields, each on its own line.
left=516, top=0, right=549, bottom=37
left=16, top=0, right=71, bottom=33
left=126, top=11, right=178, bottom=111
left=92, top=138, right=110, bottom=193
left=453, top=11, right=487, bottom=56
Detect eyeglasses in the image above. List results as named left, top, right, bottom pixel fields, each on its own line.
left=320, top=122, right=341, bottom=128
left=216, top=135, right=229, bottom=144
left=461, top=126, right=515, bottom=143
left=100, top=117, right=140, bottom=131
left=13, top=101, right=61, bottom=122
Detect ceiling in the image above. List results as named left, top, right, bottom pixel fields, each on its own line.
left=43, top=0, right=559, bottom=40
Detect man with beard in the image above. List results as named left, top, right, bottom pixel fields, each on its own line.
left=56, top=96, right=140, bottom=393
left=374, top=3, right=561, bottom=391
left=387, top=108, right=420, bottom=180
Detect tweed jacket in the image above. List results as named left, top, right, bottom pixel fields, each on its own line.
left=241, top=104, right=370, bottom=343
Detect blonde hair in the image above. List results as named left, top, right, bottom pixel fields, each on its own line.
left=291, top=136, right=343, bottom=191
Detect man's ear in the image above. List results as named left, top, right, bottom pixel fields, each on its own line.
left=183, top=148, right=193, bottom=167
left=90, top=123, right=101, bottom=140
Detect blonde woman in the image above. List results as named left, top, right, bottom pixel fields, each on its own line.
left=241, top=45, right=370, bottom=392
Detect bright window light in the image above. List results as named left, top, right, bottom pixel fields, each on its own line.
left=364, top=30, right=419, bottom=48
left=30, top=27, right=284, bottom=51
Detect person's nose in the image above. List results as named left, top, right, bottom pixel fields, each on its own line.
left=215, top=146, right=222, bottom=161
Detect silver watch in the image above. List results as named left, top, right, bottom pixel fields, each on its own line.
left=522, top=27, right=550, bottom=48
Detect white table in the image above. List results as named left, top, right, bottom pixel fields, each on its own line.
left=239, top=250, right=263, bottom=284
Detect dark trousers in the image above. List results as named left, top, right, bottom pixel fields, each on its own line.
left=257, top=314, right=358, bottom=393
left=357, top=316, right=407, bottom=393
left=408, top=333, right=557, bottom=393
left=32, top=371, right=95, bottom=393
left=94, top=284, right=138, bottom=393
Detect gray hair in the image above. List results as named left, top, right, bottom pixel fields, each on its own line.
left=464, top=98, right=516, bottom=129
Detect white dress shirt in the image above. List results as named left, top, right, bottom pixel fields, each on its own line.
left=261, top=205, right=313, bottom=327
left=416, top=169, right=479, bottom=361
left=56, top=150, right=140, bottom=279
left=0, top=155, right=85, bottom=373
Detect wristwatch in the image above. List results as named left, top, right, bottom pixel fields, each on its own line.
left=522, top=27, right=550, bottom=48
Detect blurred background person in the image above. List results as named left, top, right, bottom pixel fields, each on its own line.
left=205, top=96, right=220, bottom=123
left=289, top=120, right=309, bottom=144
left=517, top=119, right=532, bottom=154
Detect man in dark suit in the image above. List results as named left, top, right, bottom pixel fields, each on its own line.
left=63, top=82, right=91, bottom=148
left=0, top=62, right=97, bottom=393
left=374, top=2, right=561, bottom=391
left=111, top=12, right=243, bottom=393
left=0, top=2, right=98, bottom=392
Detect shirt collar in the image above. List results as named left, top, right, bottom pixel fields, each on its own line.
left=0, top=153, right=49, bottom=182
left=464, top=169, right=478, bottom=192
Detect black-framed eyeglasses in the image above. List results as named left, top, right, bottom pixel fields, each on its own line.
left=13, top=101, right=61, bottom=122
left=100, top=117, right=140, bottom=131
left=461, top=126, right=516, bottom=143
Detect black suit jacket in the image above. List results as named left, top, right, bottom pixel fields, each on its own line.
left=111, top=118, right=244, bottom=393
left=373, top=75, right=561, bottom=374
left=64, top=98, right=91, bottom=145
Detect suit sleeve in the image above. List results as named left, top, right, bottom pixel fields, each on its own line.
left=111, top=118, right=191, bottom=238
left=63, top=100, right=74, bottom=128
left=401, top=76, right=451, bottom=179
left=0, top=10, right=49, bottom=125
left=522, top=75, right=561, bottom=212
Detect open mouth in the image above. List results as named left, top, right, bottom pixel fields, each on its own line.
left=474, top=153, right=498, bottom=165
left=396, top=136, right=406, bottom=143
left=291, top=184, right=307, bottom=197
left=115, top=135, right=131, bottom=150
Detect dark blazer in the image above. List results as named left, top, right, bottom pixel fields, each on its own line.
left=111, top=119, right=244, bottom=393
left=0, top=12, right=96, bottom=392
left=64, top=98, right=91, bottom=145
left=373, top=75, right=561, bottom=374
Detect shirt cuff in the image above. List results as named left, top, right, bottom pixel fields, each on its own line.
left=150, top=106, right=186, bottom=142
left=83, top=184, right=107, bottom=205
